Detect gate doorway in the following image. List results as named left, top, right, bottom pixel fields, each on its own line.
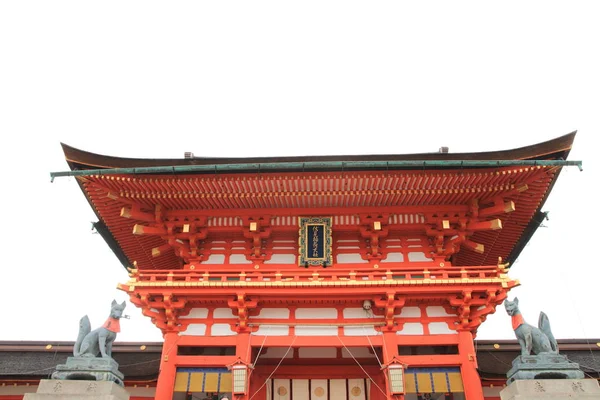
left=267, top=378, right=369, bottom=400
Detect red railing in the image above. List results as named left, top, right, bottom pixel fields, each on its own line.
left=131, top=264, right=505, bottom=285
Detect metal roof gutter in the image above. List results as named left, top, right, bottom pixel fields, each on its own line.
left=50, top=159, right=583, bottom=180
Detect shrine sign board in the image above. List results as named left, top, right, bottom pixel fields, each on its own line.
left=298, top=217, right=332, bottom=266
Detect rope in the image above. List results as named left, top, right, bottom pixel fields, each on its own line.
left=363, top=326, right=383, bottom=368
left=251, top=325, right=270, bottom=367
left=248, top=336, right=297, bottom=400
left=336, top=335, right=387, bottom=398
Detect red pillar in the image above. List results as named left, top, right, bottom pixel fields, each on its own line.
left=236, top=332, right=252, bottom=400
left=248, top=373, right=267, bottom=400
left=380, top=331, right=400, bottom=400
left=155, top=331, right=179, bottom=400
left=458, top=330, right=484, bottom=400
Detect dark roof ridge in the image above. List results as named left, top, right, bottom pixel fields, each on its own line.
left=61, top=131, right=576, bottom=171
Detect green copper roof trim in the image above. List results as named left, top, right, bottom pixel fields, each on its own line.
left=50, top=159, right=583, bottom=180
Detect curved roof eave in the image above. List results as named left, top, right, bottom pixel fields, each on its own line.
left=61, top=131, right=576, bottom=171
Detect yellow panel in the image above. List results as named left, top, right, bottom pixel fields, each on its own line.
left=404, top=373, right=417, bottom=393
left=220, top=372, right=232, bottom=392
left=189, top=372, right=205, bottom=392
left=204, top=372, right=220, bottom=392
left=416, top=373, right=432, bottom=393
left=432, top=373, right=449, bottom=393
left=447, top=372, right=464, bottom=392
left=174, top=372, right=189, bottom=393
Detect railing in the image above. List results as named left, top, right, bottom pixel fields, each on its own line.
left=130, top=264, right=506, bottom=285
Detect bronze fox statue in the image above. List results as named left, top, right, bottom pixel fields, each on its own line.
left=73, top=300, right=126, bottom=359
left=504, top=297, right=558, bottom=356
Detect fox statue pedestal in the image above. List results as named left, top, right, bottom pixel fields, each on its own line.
left=500, top=379, right=600, bottom=400
left=24, top=300, right=131, bottom=399
left=51, top=357, right=125, bottom=386
left=506, top=354, right=584, bottom=384
left=23, top=379, right=129, bottom=400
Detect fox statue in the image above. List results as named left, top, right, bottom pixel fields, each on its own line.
left=504, top=297, right=558, bottom=356
left=73, top=300, right=126, bottom=359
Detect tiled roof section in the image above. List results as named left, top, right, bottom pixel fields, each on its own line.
left=1, top=339, right=598, bottom=381
left=62, top=132, right=576, bottom=171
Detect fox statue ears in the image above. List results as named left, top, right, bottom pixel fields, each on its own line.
left=111, top=300, right=127, bottom=308
left=513, top=297, right=519, bottom=304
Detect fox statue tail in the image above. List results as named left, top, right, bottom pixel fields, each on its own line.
left=538, top=311, right=558, bottom=353
left=73, top=315, right=91, bottom=357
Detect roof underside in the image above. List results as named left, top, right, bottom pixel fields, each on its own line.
left=61, top=132, right=576, bottom=270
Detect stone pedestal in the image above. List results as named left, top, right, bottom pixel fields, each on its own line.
left=500, top=379, right=600, bottom=399
left=24, top=379, right=130, bottom=400
left=506, top=354, right=584, bottom=383
left=51, top=357, right=124, bottom=386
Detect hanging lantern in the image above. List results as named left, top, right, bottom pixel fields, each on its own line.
left=387, top=364, right=405, bottom=395
left=232, top=364, right=248, bottom=395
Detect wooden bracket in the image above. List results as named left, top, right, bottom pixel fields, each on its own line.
left=373, top=292, right=404, bottom=331
left=228, top=293, right=258, bottom=333
left=359, top=214, right=389, bottom=260
left=242, top=216, right=272, bottom=262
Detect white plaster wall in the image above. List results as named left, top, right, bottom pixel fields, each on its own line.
left=203, top=254, right=226, bottom=264
left=408, top=252, right=431, bottom=262
left=211, top=323, right=236, bottom=336
left=343, top=307, right=371, bottom=319
left=254, top=325, right=289, bottom=336
left=257, top=308, right=290, bottom=318
left=298, top=347, right=337, bottom=358
left=213, top=308, right=235, bottom=318
left=396, top=322, right=424, bottom=335
left=295, top=326, right=338, bottom=336
left=343, top=326, right=378, bottom=336
left=229, top=254, right=252, bottom=264
left=179, top=323, right=207, bottom=336
left=180, top=308, right=209, bottom=319
left=264, top=254, right=296, bottom=264
left=296, top=308, right=337, bottom=319
left=428, top=322, right=456, bottom=335
left=261, top=347, right=294, bottom=359
left=336, top=253, right=369, bottom=263
left=426, top=306, right=454, bottom=317
left=382, top=252, right=404, bottom=262
left=395, top=307, right=421, bottom=318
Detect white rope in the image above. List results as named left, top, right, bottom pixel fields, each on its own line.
left=337, top=335, right=387, bottom=398
left=362, top=325, right=383, bottom=368
left=248, top=336, right=297, bottom=400
left=251, top=325, right=271, bottom=367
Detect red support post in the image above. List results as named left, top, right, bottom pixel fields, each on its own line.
left=155, top=331, right=179, bottom=400
left=458, top=330, right=484, bottom=400
left=381, top=331, right=400, bottom=400
left=235, top=332, right=252, bottom=400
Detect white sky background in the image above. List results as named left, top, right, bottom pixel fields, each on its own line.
left=0, top=1, right=599, bottom=344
